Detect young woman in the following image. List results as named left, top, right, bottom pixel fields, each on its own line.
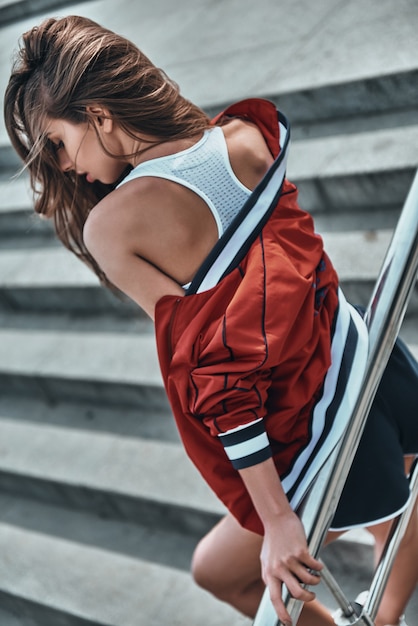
left=4, top=15, right=418, bottom=626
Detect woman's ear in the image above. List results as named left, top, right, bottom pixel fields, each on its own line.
left=86, top=105, right=113, bottom=134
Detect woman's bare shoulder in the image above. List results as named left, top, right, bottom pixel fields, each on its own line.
left=221, top=118, right=274, bottom=190
left=83, top=179, right=184, bottom=318
left=83, top=177, right=156, bottom=254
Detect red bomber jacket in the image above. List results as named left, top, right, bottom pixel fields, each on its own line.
left=154, top=99, right=366, bottom=535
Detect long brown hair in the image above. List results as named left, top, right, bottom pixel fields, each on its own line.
left=4, top=15, right=211, bottom=284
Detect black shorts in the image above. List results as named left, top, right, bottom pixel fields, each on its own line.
left=331, top=335, right=418, bottom=530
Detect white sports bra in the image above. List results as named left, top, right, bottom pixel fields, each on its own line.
left=117, top=126, right=251, bottom=238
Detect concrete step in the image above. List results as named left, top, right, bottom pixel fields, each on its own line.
left=0, top=496, right=248, bottom=626
left=0, top=176, right=31, bottom=210
left=0, top=241, right=132, bottom=316
left=269, top=70, right=418, bottom=139
left=288, top=124, right=418, bottom=214
left=0, top=245, right=139, bottom=315
left=321, top=229, right=418, bottom=314
left=0, top=412, right=225, bottom=534
left=0, top=490, right=197, bottom=578
left=0, top=177, right=54, bottom=241
left=0, top=607, right=25, bottom=626
left=0, top=326, right=167, bottom=407
left=0, top=0, right=91, bottom=27
left=1, top=228, right=417, bottom=316
left=0, top=394, right=178, bottom=442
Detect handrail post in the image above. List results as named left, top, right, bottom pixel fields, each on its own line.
left=254, top=169, right=418, bottom=625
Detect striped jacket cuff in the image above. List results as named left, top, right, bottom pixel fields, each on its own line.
left=218, top=418, right=272, bottom=470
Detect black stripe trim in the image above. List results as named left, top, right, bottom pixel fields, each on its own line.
left=216, top=180, right=286, bottom=284
left=230, top=446, right=272, bottom=470
left=219, top=418, right=266, bottom=446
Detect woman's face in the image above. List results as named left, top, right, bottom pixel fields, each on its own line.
left=45, top=117, right=128, bottom=185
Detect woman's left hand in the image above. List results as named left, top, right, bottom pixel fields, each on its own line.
left=260, top=509, right=322, bottom=625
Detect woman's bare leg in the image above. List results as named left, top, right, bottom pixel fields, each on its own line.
left=362, top=457, right=418, bottom=626
left=367, top=501, right=418, bottom=626
left=191, top=513, right=264, bottom=617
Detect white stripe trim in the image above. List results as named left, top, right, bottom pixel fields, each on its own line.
left=224, top=431, right=270, bottom=461
left=221, top=417, right=263, bottom=436
left=196, top=124, right=290, bottom=294
left=284, top=290, right=369, bottom=507
left=279, top=122, right=286, bottom=149
left=329, top=493, right=411, bottom=532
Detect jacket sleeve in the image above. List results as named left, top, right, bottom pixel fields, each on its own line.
left=190, top=337, right=274, bottom=470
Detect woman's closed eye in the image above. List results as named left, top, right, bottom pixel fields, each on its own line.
left=49, top=139, right=64, bottom=153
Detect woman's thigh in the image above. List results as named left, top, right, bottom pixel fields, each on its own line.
left=192, top=513, right=263, bottom=593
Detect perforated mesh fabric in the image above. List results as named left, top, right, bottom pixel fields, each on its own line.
left=117, top=126, right=251, bottom=236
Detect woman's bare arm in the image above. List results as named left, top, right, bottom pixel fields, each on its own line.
left=239, top=459, right=323, bottom=625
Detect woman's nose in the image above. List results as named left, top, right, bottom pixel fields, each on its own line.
left=58, top=149, right=72, bottom=173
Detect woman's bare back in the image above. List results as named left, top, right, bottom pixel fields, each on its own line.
left=83, top=119, right=274, bottom=317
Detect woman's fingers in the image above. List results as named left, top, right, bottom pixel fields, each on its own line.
left=266, top=576, right=292, bottom=626
left=259, top=510, right=324, bottom=621
left=295, top=562, right=322, bottom=587
left=285, top=572, right=317, bottom=603
left=264, top=560, right=322, bottom=623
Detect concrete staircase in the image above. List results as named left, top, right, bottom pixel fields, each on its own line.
left=1, top=1, right=418, bottom=624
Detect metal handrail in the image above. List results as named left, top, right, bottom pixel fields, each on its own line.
left=254, top=169, right=418, bottom=625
